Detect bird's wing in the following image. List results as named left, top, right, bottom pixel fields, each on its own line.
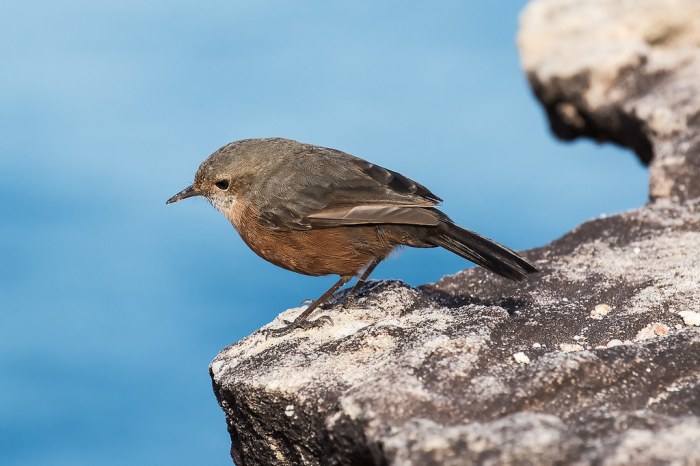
left=257, top=153, right=443, bottom=231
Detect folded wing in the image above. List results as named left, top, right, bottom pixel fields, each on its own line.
left=257, top=150, right=442, bottom=231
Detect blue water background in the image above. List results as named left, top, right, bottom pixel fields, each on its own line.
left=1, top=1, right=647, bottom=464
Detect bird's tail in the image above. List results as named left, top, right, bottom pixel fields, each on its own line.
left=428, top=221, right=538, bottom=281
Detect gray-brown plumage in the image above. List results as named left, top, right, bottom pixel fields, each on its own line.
left=167, top=138, right=537, bottom=335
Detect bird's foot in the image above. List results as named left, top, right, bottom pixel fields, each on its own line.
left=264, top=315, right=334, bottom=337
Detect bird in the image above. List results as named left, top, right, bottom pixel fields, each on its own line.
left=166, top=138, right=537, bottom=335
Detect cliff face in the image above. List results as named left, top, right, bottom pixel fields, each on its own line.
left=210, top=1, right=700, bottom=464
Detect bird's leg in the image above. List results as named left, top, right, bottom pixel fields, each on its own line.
left=266, top=276, right=351, bottom=336
left=342, top=258, right=381, bottom=309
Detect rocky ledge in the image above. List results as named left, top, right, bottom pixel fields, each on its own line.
left=210, top=1, right=700, bottom=464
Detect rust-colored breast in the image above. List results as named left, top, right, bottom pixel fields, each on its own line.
left=227, top=204, right=395, bottom=277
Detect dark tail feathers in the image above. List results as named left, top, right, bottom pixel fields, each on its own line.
left=429, top=222, right=538, bottom=281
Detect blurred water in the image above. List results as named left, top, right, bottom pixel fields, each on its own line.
left=0, top=1, right=647, bottom=464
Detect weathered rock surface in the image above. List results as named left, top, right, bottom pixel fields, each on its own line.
left=211, top=1, right=700, bottom=464
left=518, top=0, right=700, bottom=202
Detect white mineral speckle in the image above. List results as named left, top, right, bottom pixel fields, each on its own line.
left=513, top=352, right=531, bottom=364
left=678, top=310, right=700, bottom=326
left=607, top=339, right=625, bottom=348
left=284, top=405, right=295, bottom=417
left=590, top=304, right=611, bottom=319
left=560, top=343, right=584, bottom=353
left=635, top=322, right=671, bottom=340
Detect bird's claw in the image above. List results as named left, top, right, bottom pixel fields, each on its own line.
left=264, top=315, right=334, bottom=338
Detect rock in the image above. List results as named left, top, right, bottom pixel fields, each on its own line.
left=211, top=204, right=700, bottom=465
left=590, top=303, right=612, bottom=320
left=518, top=0, right=700, bottom=202
left=211, top=1, right=700, bottom=464
left=678, top=310, right=700, bottom=327
left=512, top=351, right=531, bottom=364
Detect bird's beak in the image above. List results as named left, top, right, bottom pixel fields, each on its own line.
left=166, top=185, right=202, bottom=204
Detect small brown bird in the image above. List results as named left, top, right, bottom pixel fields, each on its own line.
left=167, top=138, right=537, bottom=335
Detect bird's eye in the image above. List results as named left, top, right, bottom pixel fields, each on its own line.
left=215, top=179, right=230, bottom=190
